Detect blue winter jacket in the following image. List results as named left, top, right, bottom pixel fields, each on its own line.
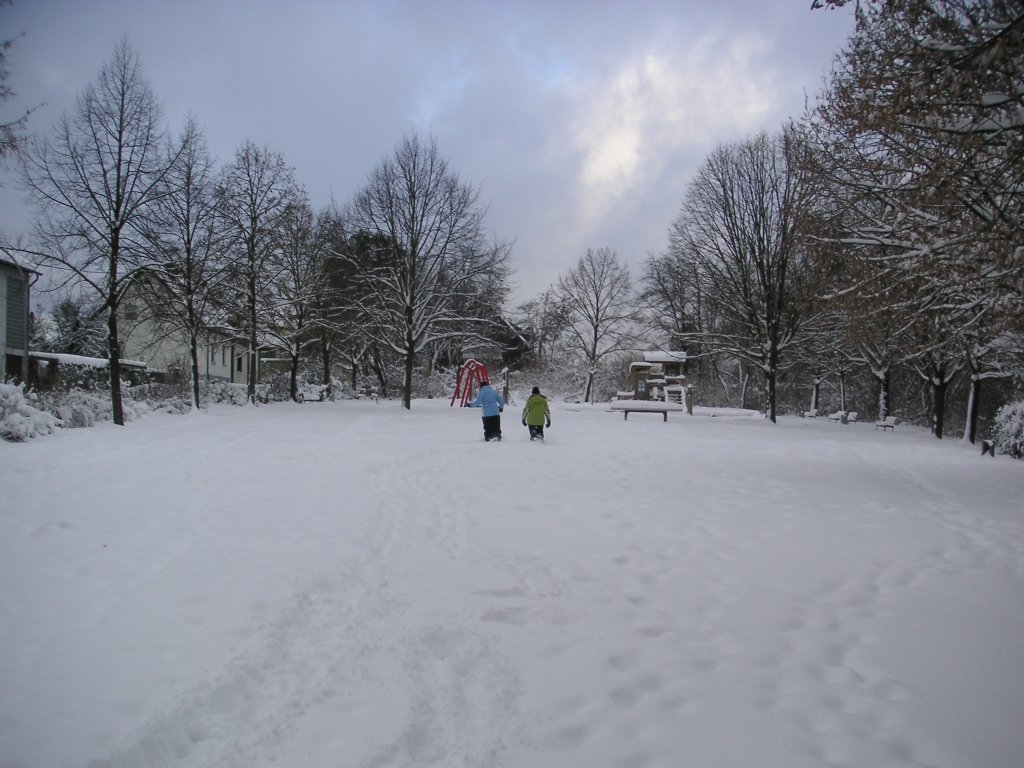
left=469, top=385, right=505, bottom=417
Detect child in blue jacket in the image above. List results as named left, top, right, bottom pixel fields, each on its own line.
left=468, top=379, right=505, bottom=441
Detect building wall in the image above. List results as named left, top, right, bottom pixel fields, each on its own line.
left=116, top=282, right=249, bottom=385
left=4, top=270, right=28, bottom=348
left=119, top=311, right=181, bottom=372
left=202, top=338, right=243, bottom=382
left=120, top=315, right=246, bottom=385
left=0, top=271, right=6, bottom=380
left=1, top=266, right=29, bottom=381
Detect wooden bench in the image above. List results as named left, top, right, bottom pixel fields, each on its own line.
left=623, top=407, right=670, bottom=422
left=829, top=410, right=859, bottom=424
left=357, top=387, right=380, bottom=402
left=875, top=415, right=898, bottom=431
left=609, top=401, right=682, bottom=422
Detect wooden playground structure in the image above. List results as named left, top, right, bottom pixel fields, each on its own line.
left=611, top=351, right=692, bottom=419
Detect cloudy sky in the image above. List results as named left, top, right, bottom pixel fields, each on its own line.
left=1, top=0, right=855, bottom=305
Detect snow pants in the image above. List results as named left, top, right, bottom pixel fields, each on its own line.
left=527, top=424, right=545, bottom=441
left=482, top=415, right=502, bottom=441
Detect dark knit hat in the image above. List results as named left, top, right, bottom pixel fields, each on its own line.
left=532, top=386, right=540, bottom=395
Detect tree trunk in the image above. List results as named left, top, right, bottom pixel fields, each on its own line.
left=290, top=352, right=300, bottom=402
left=932, top=376, right=947, bottom=440
left=107, top=237, right=125, bottom=426
left=248, top=344, right=257, bottom=404
left=403, top=348, right=414, bottom=409
left=403, top=305, right=415, bottom=410
left=810, top=373, right=823, bottom=412
left=876, top=368, right=891, bottom=421
left=107, top=301, right=125, bottom=426
left=321, top=337, right=332, bottom=397
left=585, top=336, right=598, bottom=404
left=189, top=333, right=201, bottom=409
left=765, top=367, right=777, bottom=423
left=765, top=345, right=779, bottom=423
left=247, top=243, right=258, bottom=405
left=964, top=374, right=980, bottom=444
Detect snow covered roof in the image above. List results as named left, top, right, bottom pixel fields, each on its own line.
left=609, top=399, right=683, bottom=411
left=642, top=351, right=687, bottom=363
left=30, top=351, right=147, bottom=368
left=0, top=258, right=40, bottom=275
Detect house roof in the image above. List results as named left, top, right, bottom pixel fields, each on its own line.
left=0, top=257, right=41, bottom=276
left=30, top=351, right=147, bottom=369
left=642, top=350, right=687, bottom=363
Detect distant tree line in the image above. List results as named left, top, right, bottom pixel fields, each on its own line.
left=3, top=39, right=512, bottom=420
left=3, top=1, right=1022, bottom=444
left=633, top=0, right=1023, bottom=440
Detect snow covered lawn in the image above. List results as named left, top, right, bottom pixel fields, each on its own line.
left=3, top=399, right=1023, bottom=768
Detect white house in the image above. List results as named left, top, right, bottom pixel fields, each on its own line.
left=117, top=281, right=251, bottom=385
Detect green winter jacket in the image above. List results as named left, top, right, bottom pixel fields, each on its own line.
left=522, top=393, right=550, bottom=425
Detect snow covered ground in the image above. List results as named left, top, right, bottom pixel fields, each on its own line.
left=2, top=397, right=1023, bottom=768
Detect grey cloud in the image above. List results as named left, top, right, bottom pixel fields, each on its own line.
left=0, top=0, right=855, bottom=304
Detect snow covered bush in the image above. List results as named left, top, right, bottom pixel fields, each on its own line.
left=260, top=373, right=291, bottom=402
left=148, top=397, right=193, bottom=414
left=992, top=401, right=1024, bottom=459
left=329, top=379, right=375, bottom=400
left=204, top=380, right=248, bottom=405
left=126, top=383, right=192, bottom=414
left=37, top=388, right=114, bottom=428
left=297, top=380, right=329, bottom=402
left=410, top=367, right=455, bottom=400
left=0, top=384, right=62, bottom=441
left=128, top=380, right=188, bottom=403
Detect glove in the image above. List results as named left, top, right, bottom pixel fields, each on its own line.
left=499, top=407, right=503, bottom=413
left=522, top=418, right=527, bottom=426
left=546, top=418, right=551, bottom=427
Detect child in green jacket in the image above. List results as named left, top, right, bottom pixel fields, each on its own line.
left=521, top=386, right=551, bottom=441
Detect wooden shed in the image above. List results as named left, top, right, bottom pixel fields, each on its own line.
left=625, top=350, right=688, bottom=402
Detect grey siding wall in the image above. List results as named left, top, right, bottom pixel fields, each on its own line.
left=5, top=271, right=27, bottom=349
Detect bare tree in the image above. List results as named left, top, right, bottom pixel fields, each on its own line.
left=513, top=286, right=572, bottom=368
left=43, top=293, right=106, bottom=356
left=671, top=129, right=816, bottom=422
left=346, top=133, right=511, bottom=409
left=638, top=251, right=698, bottom=350
left=557, top=247, right=636, bottom=403
left=0, top=0, right=39, bottom=167
left=218, top=141, right=301, bottom=404
left=265, top=196, right=329, bottom=402
left=138, top=116, right=231, bottom=409
left=18, top=38, right=176, bottom=425
left=310, top=210, right=369, bottom=398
